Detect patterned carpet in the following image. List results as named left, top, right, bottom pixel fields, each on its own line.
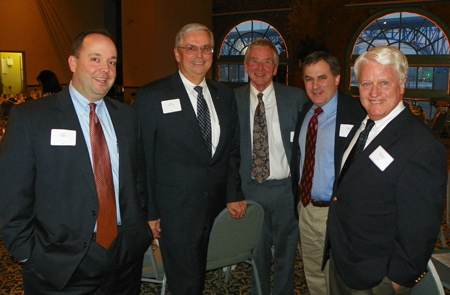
left=0, top=235, right=309, bottom=295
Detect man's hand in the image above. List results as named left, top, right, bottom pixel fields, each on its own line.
left=148, top=219, right=161, bottom=239
left=227, top=200, right=248, bottom=219
left=392, top=281, right=401, bottom=291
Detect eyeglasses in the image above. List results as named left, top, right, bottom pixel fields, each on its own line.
left=178, top=44, right=214, bottom=55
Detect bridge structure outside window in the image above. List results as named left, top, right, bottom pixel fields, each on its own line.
left=346, top=9, right=450, bottom=117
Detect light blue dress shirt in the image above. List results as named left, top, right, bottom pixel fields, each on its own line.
left=69, top=82, right=121, bottom=226
left=298, top=93, right=338, bottom=202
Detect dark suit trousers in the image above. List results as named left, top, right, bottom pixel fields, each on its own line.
left=243, top=177, right=299, bottom=295
left=159, top=199, right=219, bottom=295
left=23, top=228, right=143, bottom=295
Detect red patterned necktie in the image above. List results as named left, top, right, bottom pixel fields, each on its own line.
left=89, top=103, right=117, bottom=249
left=252, top=92, right=270, bottom=183
left=299, top=107, right=323, bottom=207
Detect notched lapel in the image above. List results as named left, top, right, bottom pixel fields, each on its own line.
left=55, top=91, right=97, bottom=196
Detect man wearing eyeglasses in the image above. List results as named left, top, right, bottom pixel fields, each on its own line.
left=134, top=23, right=246, bottom=295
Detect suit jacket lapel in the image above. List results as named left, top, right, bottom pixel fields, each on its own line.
left=55, top=89, right=97, bottom=196
left=237, top=85, right=252, bottom=165
left=171, top=73, right=211, bottom=160
left=207, top=80, right=225, bottom=161
left=274, top=83, right=293, bottom=159
left=339, top=107, right=408, bottom=186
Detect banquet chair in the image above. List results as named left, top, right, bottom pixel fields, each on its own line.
left=411, top=259, right=445, bottom=295
left=141, top=240, right=167, bottom=295
left=206, top=200, right=264, bottom=294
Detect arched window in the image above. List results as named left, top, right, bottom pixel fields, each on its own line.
left=215, top=20, right=288, bottom=88
left=346, top=9, right=450, bottom=113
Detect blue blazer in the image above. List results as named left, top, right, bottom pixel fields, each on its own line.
left=325, top=107, right=447, bottom=289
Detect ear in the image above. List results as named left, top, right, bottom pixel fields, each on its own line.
left=335, top=74, right=341, bottom=86
left=272, top=64, right=278, bottom=77
left=400, top=79, right=406, bottom=95
left=174, top=48, right=181, bottom=63
left=68, top=55, right=77, bottom=73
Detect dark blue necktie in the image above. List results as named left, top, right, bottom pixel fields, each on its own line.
left=194, top=86, right=212, bottom=156
left=338, top=119, right=375, bottom=183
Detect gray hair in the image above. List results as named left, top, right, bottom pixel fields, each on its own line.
left=175, top=23, right=214, bottom=48
left=244, top=39, right=279, bottom=65
left=354, top=46, right=408, bottom=83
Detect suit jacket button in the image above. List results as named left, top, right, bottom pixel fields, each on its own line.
left=92, top=210, right=96, bottom=216
left=332, top=196, right=338, bottom=202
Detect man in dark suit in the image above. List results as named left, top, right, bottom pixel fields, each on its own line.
left=134, top=23, right=246, bottom=295
left=291, top=51, right=365, bottom=295
left=325, top=46, right=447, bottom=294
left=0, top=29, right=152, bottom=294
left=235, top=39, right=307, bottom=295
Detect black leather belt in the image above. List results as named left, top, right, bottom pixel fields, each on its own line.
left=311, top=199, right=330, bottom=207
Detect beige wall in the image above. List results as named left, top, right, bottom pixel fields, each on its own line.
left=0, top=0, right=213, bottom=97
left=122, top=0, right=212, bottom=89
left=0, top=0, right=105, bottom=92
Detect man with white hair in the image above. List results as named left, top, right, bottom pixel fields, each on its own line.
left=324, top=46, right=447, bottom=295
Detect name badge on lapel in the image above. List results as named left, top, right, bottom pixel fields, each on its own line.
left=50, top=129, right=76, bottom=146
left=369, top=145, right=394, bottom=171
left=161, top=98, right=182, bottom=114
left=339, top=124, right=354, bottom=137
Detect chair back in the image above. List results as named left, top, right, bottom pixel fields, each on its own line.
left=430, top=107, right=448, bottom=135
left=206, top=200, right=264, bottom=271
left=141, top=241, right=167, bottom=295
left=411, top=259, right=445, bottom=295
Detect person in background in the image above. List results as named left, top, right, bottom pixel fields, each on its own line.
left=37, top=69, right=63, bottom=97
left=134, top=23, right=246, bottom=295
left=325, top=46, right=447, bottom=295
left=291, top=51, right=365, bottom=295
left=0, top=28, right=152, bottom=294
left=235, top=38, right=307, bottom=295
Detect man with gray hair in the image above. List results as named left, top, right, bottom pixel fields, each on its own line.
left=235, top=38, right=307, bottom=294
left=134, top=23, right=246, bottom=295
left=324, top=46, right=447, bottom=294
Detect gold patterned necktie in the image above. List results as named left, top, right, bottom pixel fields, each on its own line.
left=89, top=103, right=117, bottom=249
left=252, top=92, right=270, bottom=183
left=299, top=107, right=323, bottom=207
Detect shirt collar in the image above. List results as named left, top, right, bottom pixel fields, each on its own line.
left=69, top=81, right=105, bottom=112
left=311, top=91, right=338, bottom=115
left=250, top=82, right=275, bottom=106
left=368, top=100, right=405, bottom=130
left=178, top=70, right=207, bottom=89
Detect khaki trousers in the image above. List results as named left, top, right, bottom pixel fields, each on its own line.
left=298, top=203, right=329, bottom=295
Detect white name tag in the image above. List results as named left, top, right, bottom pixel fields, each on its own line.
left=339, top=124, right=354, bottom=137
left=161, top=98, right=182, bottom=114
left=290, top=131, right=295, bottom=142
left=369, top=145, right=394, bottom=171
left=50, top=129, right=76, bottom=146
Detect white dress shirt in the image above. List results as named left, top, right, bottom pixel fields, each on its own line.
left=249, top=83, right=290, bottom=180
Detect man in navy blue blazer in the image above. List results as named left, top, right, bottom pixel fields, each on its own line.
left=325, top=46, right=447, bottom=294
